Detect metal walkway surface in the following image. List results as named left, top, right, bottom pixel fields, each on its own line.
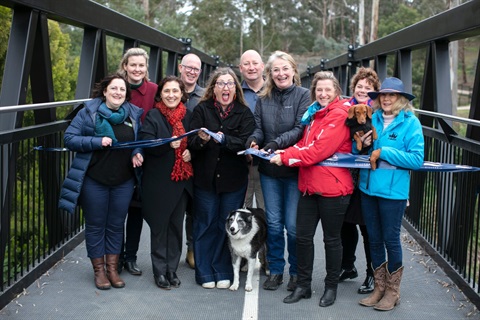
left=0, top=222, right=478, bottom=320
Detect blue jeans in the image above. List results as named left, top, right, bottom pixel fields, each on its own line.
left=193, top=183, right=247, bottom=284
left=80, top=176, right=134, bottom=258
left=260, top=174, right=300, bottom=275
left=361, top=192, right=406, bottom=273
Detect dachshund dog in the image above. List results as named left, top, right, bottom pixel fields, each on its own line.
left=346, top=104, right=378, bottom=152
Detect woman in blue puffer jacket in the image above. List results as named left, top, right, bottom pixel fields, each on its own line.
left=356, top=77, right=424, bottom=311
left=59, top=74, right=143, bottom=290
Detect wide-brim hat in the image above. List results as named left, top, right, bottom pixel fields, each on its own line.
left=368, top=77, right=415, bottom=101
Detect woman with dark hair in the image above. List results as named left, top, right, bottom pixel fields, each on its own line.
left=140, top=75, right=193, bottom=290
left=59, top=74, right=143, bottom=290
left=189, top=67, right=255, bottom=289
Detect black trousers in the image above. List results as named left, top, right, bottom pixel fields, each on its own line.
left=151, top=191, right=188, bottom=276
left=341, top=222, right=373, bottom=275
left=296, top=194, right=350, bottom=289
left=123, top=206, right=143, bottom=262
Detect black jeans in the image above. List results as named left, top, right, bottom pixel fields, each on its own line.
left=296, top=194, right=350, bottom=289
left=341, top=222, right=373, bottom=275
left=123, top=206, right=143, bottom=262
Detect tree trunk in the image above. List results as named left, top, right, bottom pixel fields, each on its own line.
left=369, top=0, right=379, bottom=43
left=143, top=0, right=150, bottom=25
left=358, top=0, right=365, bottom=45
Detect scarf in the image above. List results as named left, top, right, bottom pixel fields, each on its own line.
left=95, top=103, right=128, bottom=143
left=301, top=101, right=324, bottom=125
left=156, top=101, right=193, bottom=181
left=214, top=99, right=234, bottom=119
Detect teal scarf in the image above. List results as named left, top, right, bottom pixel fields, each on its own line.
left=95, top=103, right=128, bottom=143
left=301, top=101, right=324, bottom=125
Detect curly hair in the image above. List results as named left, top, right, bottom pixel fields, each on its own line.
left=349, top=67, right=380, bottom=93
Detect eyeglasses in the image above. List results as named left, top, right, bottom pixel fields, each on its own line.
left=181, top=64, right=201, bottom=74
left=215, top=81, right=236, bottom=89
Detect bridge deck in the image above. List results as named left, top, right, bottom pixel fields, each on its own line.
left=0, top=222, right=477, bottom=319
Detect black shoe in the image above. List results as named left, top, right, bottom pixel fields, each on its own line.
left=358, top=274, right=374, bottom=294
left=166, top=272, right=181, bottom=288
left=117, top=261, right=124, bottom=274
left=287, top=275, right=297, bottom=292
left=124, top=261, right=142, bottom=276
left=154, top=275, right=171, bottom=290
left=339, top=267, right=358, bottom=282
left=283, top=287, right=312, bottom=304
left=319, top=288, right=337, bottom=307
left=263, top=274, right=283, bottom=290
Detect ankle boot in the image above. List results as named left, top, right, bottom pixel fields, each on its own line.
left=91, top=257, right=111, bottom=290
left=106, top=254, right=125, bottom=288
left=359, top=261, right=387, bottom=307
left=374, top=266, right=404, bottom=311
left=319, top=288, right=337, bottom=307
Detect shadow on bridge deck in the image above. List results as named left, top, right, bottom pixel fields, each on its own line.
left=0, top=222, right=477, bottom=319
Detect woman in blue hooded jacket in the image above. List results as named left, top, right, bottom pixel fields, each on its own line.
left=59, top=74, right=143, bottom=290
left=356, top=77, right=424, bottom=311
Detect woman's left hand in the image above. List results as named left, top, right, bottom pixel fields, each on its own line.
left=182, top=149, right=191, bottom=162
left=132, top=153, right=143, bottom=168
left=270, top=154, right=283, bottom=166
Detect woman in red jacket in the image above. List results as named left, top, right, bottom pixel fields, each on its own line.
left=270, top=71, right=353, bottom=307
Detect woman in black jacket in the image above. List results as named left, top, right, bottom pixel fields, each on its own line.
left=246, top=51, right=310, bottom=292
left=189, top=67, right=255, bottom=289
left=140, top=76, right=193, bottom=290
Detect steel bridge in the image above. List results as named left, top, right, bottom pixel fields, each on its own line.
left=0, top=0, right=480, bottom=318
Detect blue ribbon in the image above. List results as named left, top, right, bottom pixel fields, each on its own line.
left=240, top=149, right=480, bottom=173
left=34, top=128, right=222, bottom=151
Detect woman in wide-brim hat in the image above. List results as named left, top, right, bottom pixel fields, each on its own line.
left=355, top=77, right=424, bottom=311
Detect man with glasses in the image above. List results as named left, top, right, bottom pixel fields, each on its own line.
left=178, top=53, right=205, bottom=270
left=179, top=54, right=205, bottom=112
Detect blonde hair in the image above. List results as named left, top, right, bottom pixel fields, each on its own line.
left=371, top=94, right=414, bottom=116
left=259, top=51, right=301, bottom=98
left=309, top=71, right=342, bottom=102
left=199, top=67, right=247, bottom=107
left=118, top=47, right=150, bottom=82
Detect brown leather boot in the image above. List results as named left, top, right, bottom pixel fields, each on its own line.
left=91, top=257, right=111, bottom=290
left=106, top=254, right=125, bottom=288
left=359, top=261, right=387, bottom=307
left=374, top=266, right=404, bottom=311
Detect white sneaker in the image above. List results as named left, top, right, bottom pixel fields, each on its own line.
left=216, top=280, right=231, bottom=289
left=202, top=281, right=215, bottom=289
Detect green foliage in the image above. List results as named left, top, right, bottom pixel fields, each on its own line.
left=0, top=7, right=11, bottom=89
left=378, top=4, right=423, bottom=38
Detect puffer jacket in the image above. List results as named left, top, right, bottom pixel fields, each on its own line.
left=249, top=84, right=310, bottom=178
left=356, top=109, right=424, bottom=200
left=281, top=97, right=354, bottom=197
left=58, top=98, right=143, bottom=213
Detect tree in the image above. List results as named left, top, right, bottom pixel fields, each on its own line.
left=0, top=7, right=11, bottom=89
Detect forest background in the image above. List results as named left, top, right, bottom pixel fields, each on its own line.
left=0, top=0, right=477, bottom=107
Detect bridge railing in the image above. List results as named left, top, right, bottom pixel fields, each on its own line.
left=0, top=0, right=228, bottom=309
left=300, top=1, right=480, bottom=307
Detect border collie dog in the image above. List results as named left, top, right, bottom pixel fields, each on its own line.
left=226, top=208, right=267, bottom=291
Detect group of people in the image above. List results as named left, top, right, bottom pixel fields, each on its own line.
left=58, top=46, right=424, bottom=312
